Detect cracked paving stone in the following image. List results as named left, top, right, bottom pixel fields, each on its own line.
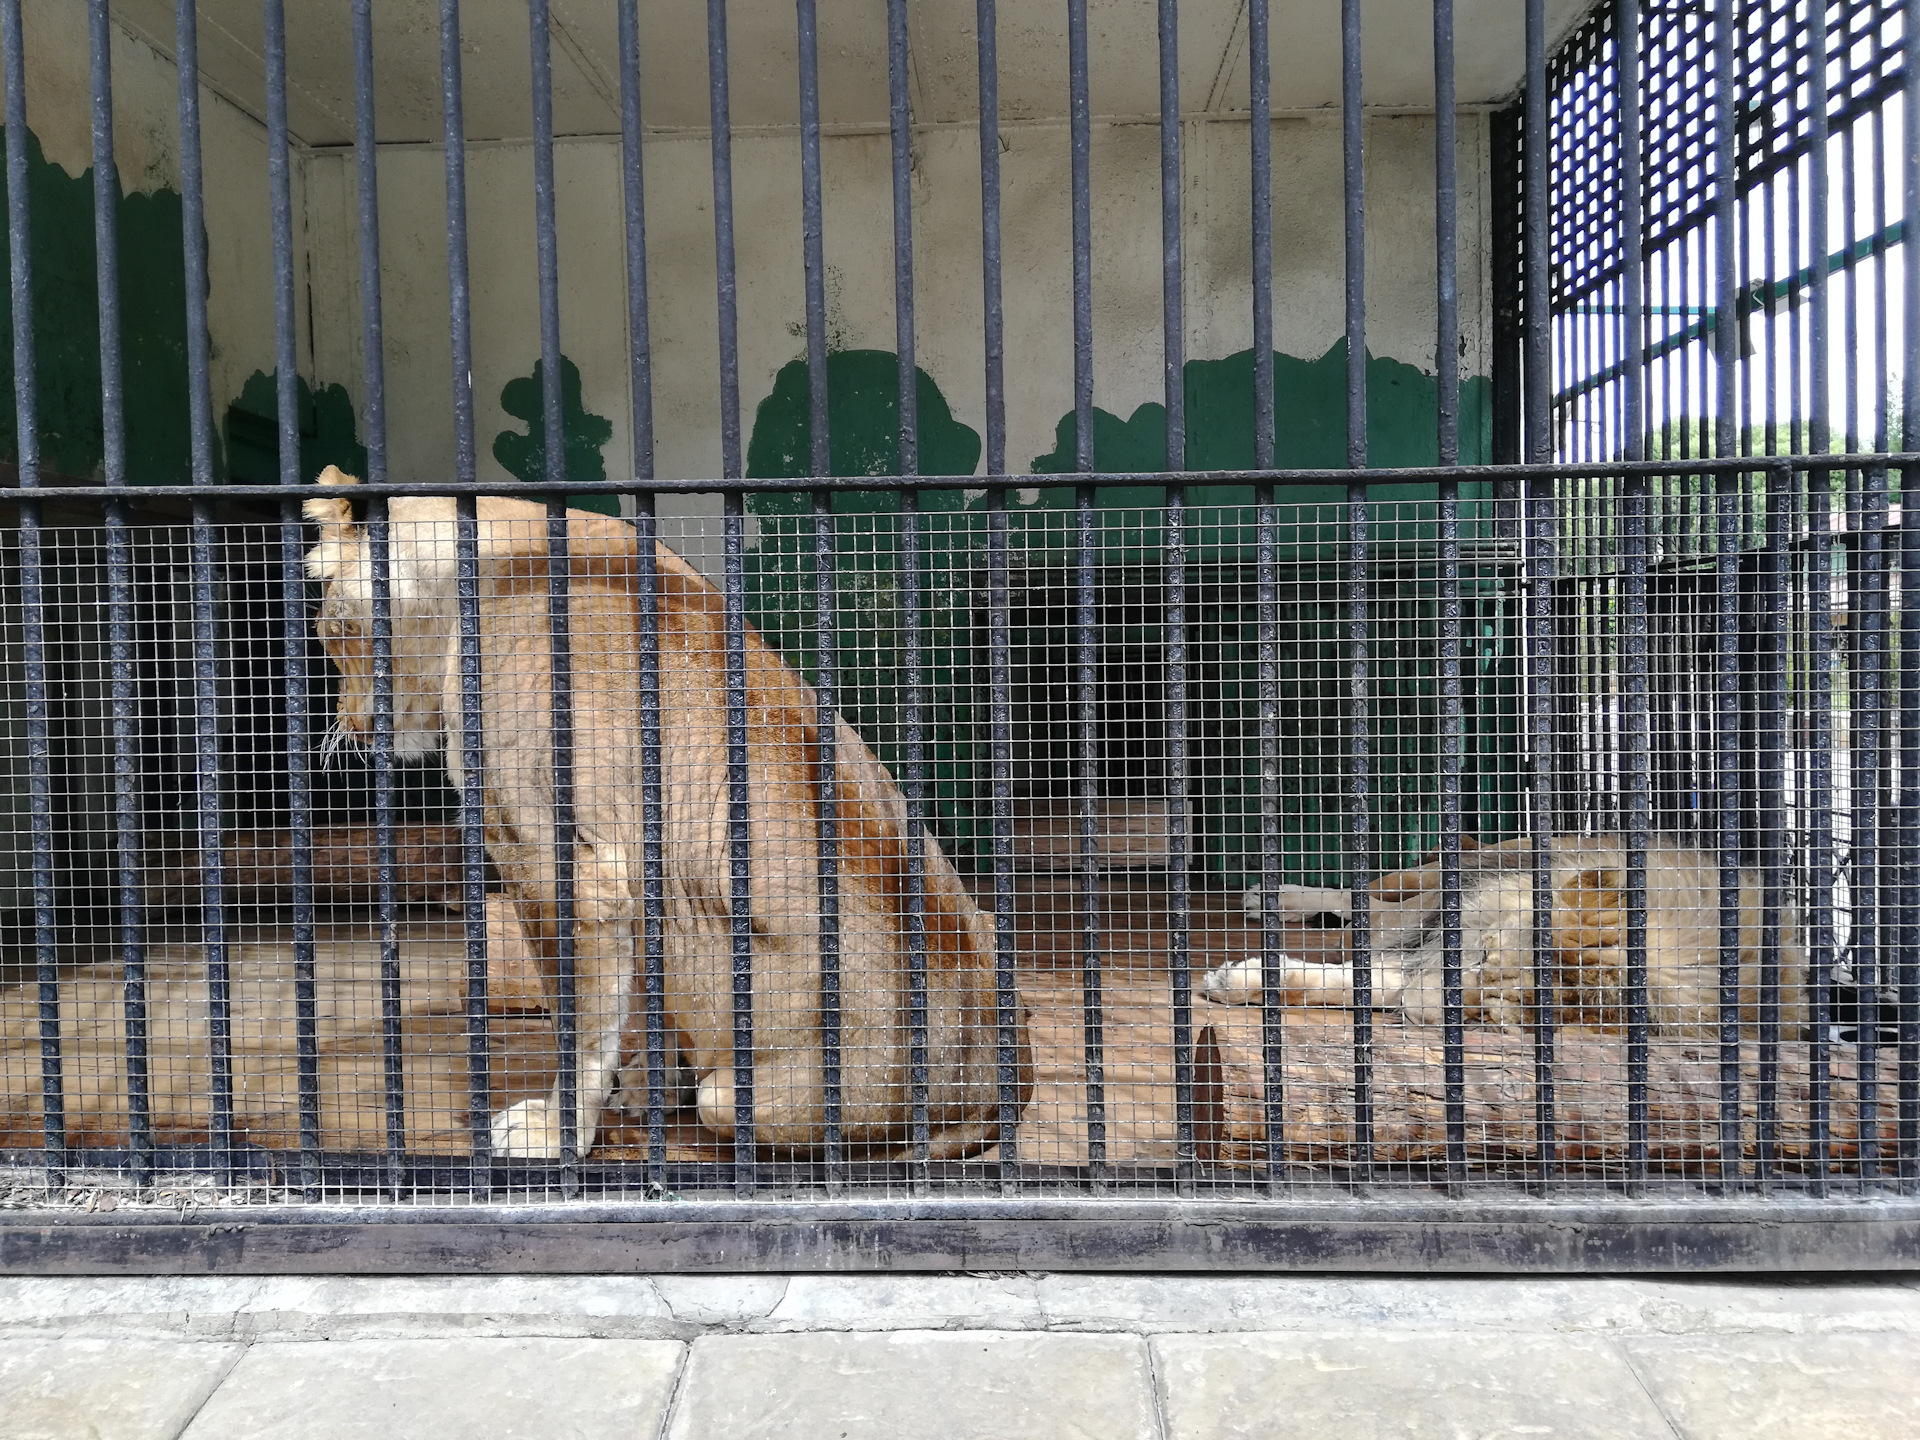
left=1152, top=1332, right=1677, bottom=1440
left=665, top=1331, right=1156, bottom=1440
left=1621, top=1332, right=1920, bottom=1440
left=177, top=1337, right=684, bottom=1440
left=0, top=1337, right=241, bottom=1440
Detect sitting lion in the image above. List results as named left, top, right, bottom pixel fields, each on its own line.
left=304, top=466, right=1029, bottom=1160
left=1206, top=835, right=1807, bottom=1038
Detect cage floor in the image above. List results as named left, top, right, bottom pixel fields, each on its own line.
left=0, top=876, right=1321, bottom=1164
left=2, top=876, right=1898, bottom=1173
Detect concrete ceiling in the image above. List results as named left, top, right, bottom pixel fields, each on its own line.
left=112, top=0, right=1597, bottom=148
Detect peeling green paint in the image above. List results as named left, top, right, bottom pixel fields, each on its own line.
left=0, top=124, right=206, bottom=483
left=739, top=343, right=1521, bottom=884
left=493, top=354, right=617, bottom=514
left=224, top=370, right=368, bottom=485
left=744, top=349, right=981, bottom=495
left=1031, top=340, right=1491, bottom=476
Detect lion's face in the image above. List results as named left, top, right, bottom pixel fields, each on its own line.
left=313, top=587, right=449, bottom=762
left=305, top=467, right=455, bottom=764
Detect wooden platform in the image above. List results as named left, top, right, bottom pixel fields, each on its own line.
left=2, top=876, right=1884, bottom=1171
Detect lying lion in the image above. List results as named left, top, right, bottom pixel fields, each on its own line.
left=1205, top=835, right=1808, bottom=1038
left=305, top=467, right=1029, bottom=1160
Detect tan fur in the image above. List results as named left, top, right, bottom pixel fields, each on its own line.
left=1211, top=835, right=1808, bottom=1038
left=304, top=466, right=1030, bottom=1159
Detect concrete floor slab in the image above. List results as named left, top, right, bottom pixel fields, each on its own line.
left=0, top=1336, right=240, bottom=1440
left=176, top=1337, right=684, bottom=1440
left=1621, top=1332, right=1920, bottom=1440
left=664, top=1330, right=1157, bottom=1440
left=1151, top=1331, right=1678, bottom=1440
left=7, top=1274, right=1920, bottom=1342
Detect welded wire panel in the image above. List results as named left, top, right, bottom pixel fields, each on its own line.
left=0, top=0, right=1914, bottom=1226
left=0, top=488, right=1898, bottom=1202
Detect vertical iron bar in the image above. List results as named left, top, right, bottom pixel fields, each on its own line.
left=1167, top=484, right=1195, bottom=1190
left=1710, top=0, right=1743, bottom=1191
left=441, top=0, right=493, bottom=1193
left=798, top=0, right=829, bottom=481
left=887, top=0, right=929, bottom=1189
left=1076, top=483, right=1106, bottom=1180
left=634, top=494, right=668, bottom=1190
left=707, top=0, right=741, bottom=463
left=1160, top=0, right=1185, bottom=472
left=1255, top=480, right=1283, bottom=1189
left=796, top=0, right=842, bottom=1189
left=619, top=0, right=654, bottom=485
left=1758, top=461, right=1790, bottom=1182
left=899, top=493, right=931, bottom=1187
left=1900, top=0, right=1920, bottom=1190
left=615, top=0, right=667, bottom=1193
left=529, top=0, right=581, bottom=1197
left=1342, top=0, right=1373, bottom=1186
left=90, top=0, right=152, bottom=1191
left=888, top=0, right=916, bottom=476
left=1522, top=0, right=1556, bottom=1192
left=1857, top=472, right=1889, bottom=1177
left=723, top=491, right=756, bottom=1192
left=1067, top=0, right=1103, bottom=1187
left=3, top=0, right=61, bottom=1191
left=977, top=0, right=1018, bottom=1189
left=175, top=0, right=233, bottom=1189
left=1250, top=0, right=1282, bottom=1191
left=1615, top=0, right=1650, bottom=1195
left=977, top=0, right=1006, bottom=477
left=811, top=492, right=844, bottom=1187
left=1805, top=0, right=1833, bottom=1195
left=706, top=1, right=751, bottom=1192
left=1070, top=0, right=1094, bottom=469
left=265, top=0, right=319, bottom=1199
left=1434, top=0, right=1465, bottom=1194
left=351, top=0, right=407, bottom=1204
left=1159, top=0, right=1194, bottom=1192
left=1250, top=0, right=1273, bottom=470
left=987, top=487, right=1020, bottom=1186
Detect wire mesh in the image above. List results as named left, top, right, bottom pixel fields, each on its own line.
left=0, top=474, right=1905, bottom=1201
left=0, top=1, right=1914, bottom=1229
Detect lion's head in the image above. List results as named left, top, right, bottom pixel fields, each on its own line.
left=304, top=466, right=453, bottom=762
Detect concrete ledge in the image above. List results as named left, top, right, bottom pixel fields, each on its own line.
left=4, top=1274, right=1920, bottom=1343
left=6, top=1197, right=1920, bottom=1275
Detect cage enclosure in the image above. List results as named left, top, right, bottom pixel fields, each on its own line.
left=0, top=0, right=1917, bottom=1272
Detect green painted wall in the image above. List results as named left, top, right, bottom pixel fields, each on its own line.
left=224, top=370, right=368, bottom=485
left=493, top=354, right=618, bottom=515
left=746, top=349, right=981, bottom=483
left=0, top=124, right=207, bottom=483
left=739, top=347, right=1521, bottom=887
left=1031, top=341, right=1493, bottom=475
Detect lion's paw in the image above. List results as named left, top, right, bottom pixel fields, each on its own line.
left=1200, top=953, right=1303, bottom=1005
left=490, top=1097, right=563, bottom=1159
left=1200, top=955, right=1260, bottom=1004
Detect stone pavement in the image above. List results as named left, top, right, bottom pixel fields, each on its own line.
left=1, top=1273, right=1918, bottom=1438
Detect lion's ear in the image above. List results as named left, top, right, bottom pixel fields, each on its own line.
left=304, top=466, right=363, bottom=577
left=304, top=465, right=360, bottom=531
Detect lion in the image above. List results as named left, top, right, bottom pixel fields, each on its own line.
left=304, top=466, right=1029, bottom=1161
left=1205, top=834, right=1808, bottom=1038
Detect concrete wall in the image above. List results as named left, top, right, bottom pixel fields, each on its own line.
left=302, top=110, right=1493, bottom=495
left=3, top=0, right=294, bottom=482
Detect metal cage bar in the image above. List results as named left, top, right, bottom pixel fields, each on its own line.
left=0, top=0, right=1914, bottom=1265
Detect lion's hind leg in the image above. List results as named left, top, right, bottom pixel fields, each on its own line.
left=1200, top=950, right=1406, bottom=1010
left=490, top=848, right=638, bottom=1161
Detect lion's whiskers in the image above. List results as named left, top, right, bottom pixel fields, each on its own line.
left=318, top=723, right=359, bottom=770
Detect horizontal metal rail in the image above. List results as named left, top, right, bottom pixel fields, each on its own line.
left=5, top=1196, right=1919, bottom=1275
left=1, top=452, right=1913, bottom=504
